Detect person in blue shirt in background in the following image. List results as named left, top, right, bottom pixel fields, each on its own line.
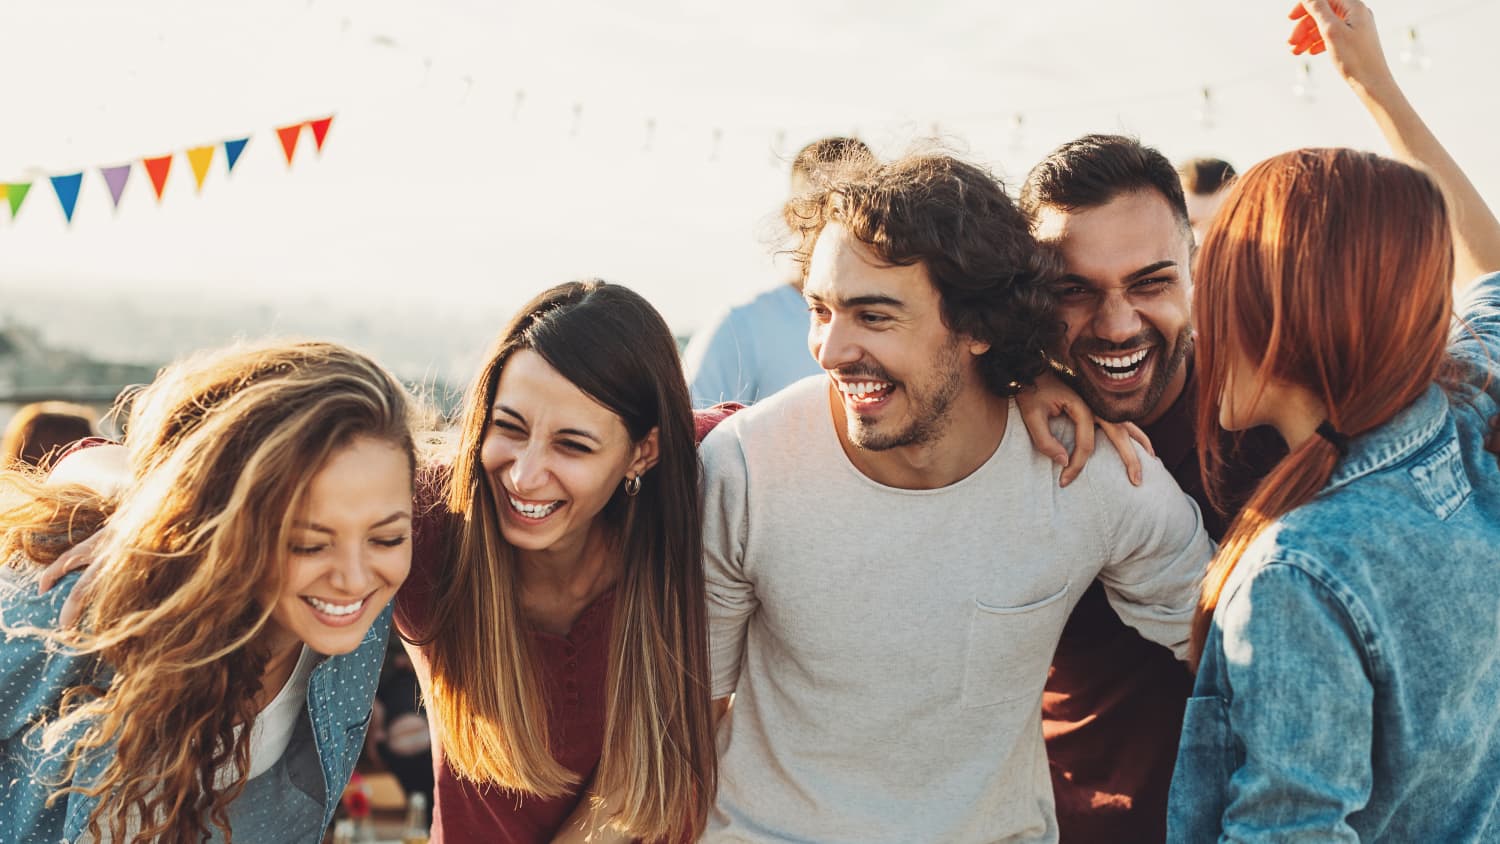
left=1168, top=2, right=1500, bottom=840
left=0, top=340, right=417, bottom=844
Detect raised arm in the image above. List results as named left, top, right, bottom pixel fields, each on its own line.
left=1292, top=0, right=1500, bottom=290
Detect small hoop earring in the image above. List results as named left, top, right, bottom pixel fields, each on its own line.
left=624, top=474, right=642, bottom=497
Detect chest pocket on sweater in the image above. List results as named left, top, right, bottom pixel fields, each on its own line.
left=961, top=583, right=1070, bottom=709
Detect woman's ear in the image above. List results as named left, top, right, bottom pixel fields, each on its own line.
left=629, top=427, right=661, bottom=477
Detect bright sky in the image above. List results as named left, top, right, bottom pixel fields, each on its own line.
left=5, top=0, right=1498, bottom=342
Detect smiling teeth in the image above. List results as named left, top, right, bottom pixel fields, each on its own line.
left=1087, top=349, right=1149, bottom=369
left=509, top=495, right=562, bottom=518
left=837, top=380, right=892, bottom=401
left=306, top=596, right=363, bottom=616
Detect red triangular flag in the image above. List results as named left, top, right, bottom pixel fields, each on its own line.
left=142, top=154, right=173, bottom=202
left=308, top=116, right=334, bottom=152
left=276, top=123, right=303, bottom=166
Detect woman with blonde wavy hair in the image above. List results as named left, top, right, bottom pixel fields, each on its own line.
left=396, top=280, right=716, bottom=843
left=1167, top=7, right=1500, bottom=840
left=0, top=340, right=417, bottom=843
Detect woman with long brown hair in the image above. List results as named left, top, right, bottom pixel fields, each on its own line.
left=396, top=280, right=715, bottom=842
left=0, top=340, right=417, bottom=843
left=1167, top=7, right=1500, bottom=840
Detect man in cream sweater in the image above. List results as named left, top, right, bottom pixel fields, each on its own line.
left=700, top=150, right=1212, bottom=843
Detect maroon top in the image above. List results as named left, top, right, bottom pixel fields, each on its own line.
left=1043, top=361, right=1283, bottom=842
left=395, top=491, right=616, bottom=844
left=394, top=406, right=740, bottom=843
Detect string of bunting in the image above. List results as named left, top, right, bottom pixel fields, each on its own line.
left=330, top=0, right=1488, bottom=160
left=1, top=115, right=335, bottom=225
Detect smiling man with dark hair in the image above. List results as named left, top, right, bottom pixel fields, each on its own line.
left=698, top=149, right=1212, bottom=843
left=1019, top=134, right=1284, bottom=843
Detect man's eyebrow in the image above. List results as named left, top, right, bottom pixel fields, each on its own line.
left=1128, top=260, right=1178, bottom=280
left=804, top=291, right=906, bottom=309
left=1055, top=260, right=1178, bottom=287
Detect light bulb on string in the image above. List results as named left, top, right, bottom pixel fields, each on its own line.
left=1400, top=27, right=1431, bottom=70
left=1194, top=87, right=1216, bottom=129
left=1293, top=61, right=1316, bottom=102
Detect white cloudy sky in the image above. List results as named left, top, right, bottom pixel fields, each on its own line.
left=4, top=0, right=1498, bottom=338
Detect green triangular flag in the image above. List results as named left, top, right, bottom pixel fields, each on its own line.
left=5, top=182, right=32, bottom=218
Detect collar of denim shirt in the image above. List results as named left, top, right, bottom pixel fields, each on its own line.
left=1320, top=384, right=1449, bottom=496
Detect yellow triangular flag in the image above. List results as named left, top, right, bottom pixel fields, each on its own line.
left=186, top=145, right=216, bottom=193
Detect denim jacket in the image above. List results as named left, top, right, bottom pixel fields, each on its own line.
left=1168, top=272, right=1500, bottom=843
left=0, top=569, right=389, bottom=843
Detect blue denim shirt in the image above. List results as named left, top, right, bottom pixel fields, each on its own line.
left=1168, top=272, right=1500, bottom=843
left=0, top=569, right=389, bottom=843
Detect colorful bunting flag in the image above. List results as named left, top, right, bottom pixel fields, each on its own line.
left=308, top=116, right=334, bottom=152
left=1, top=113, right=327, bottom=225
left=276, top=123, right=303, bottom=166
left=224, top=137, right=249, bottom=173
left=143, top=154, right=173, bottom=202
left=50, top=173, right=83, bottom=223
left=6, top=182, right=32, bottom=218
left=186, top=145, right=215, bottom=193
left=101, top=164, right=131, bottom=209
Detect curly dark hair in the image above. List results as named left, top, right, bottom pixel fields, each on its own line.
left=783, top=151, right=1062, bottom=397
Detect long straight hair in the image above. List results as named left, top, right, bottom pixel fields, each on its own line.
left=418, top=280, right=714, bottom=841
left=0, top=340, right=416, bottom=842
left=1190, top=148, right=1454, bottom=666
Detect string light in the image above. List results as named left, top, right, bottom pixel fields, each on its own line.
left=1400, top=26, right=1431, bottom=70
left=1293, top=61, right=1317, bottom=102
left=322, top=3, right=1471, bottom=162
left=1194, top=87, right=1216, bottom=129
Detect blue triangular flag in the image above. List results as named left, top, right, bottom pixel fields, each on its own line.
left=50, top=173, right=83, bottom=223
left=224, top=137, right=249, bottom=174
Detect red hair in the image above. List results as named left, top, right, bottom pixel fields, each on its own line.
left=1190, top=148, right=1454, bottom=665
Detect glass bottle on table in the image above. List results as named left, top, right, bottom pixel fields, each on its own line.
left=401, top=792, right=429, bottom=844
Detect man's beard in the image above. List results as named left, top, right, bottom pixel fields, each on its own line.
left=845, top=337, right=964, bottom=451
left=1064, top=328, right=1193, bottom=424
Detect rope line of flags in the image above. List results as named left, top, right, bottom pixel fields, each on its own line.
left=2, top=115, right=334, bottom=225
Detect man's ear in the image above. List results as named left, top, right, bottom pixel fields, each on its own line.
left=629, top=427, right=661, bottom=478
left=967, top=337, right=991, bottom=357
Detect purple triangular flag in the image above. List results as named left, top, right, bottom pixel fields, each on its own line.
left=101, top=164, right=132, bottom=209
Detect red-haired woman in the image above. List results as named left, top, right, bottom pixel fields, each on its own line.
left=1168, top=2, right=1500, bottom=840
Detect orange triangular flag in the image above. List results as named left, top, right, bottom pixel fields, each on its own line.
left=276, top=123, right=303, bottom=166
left=186, top=146, right=215, bottom=193
left=142, top=154, right=173, bottom=202
left=308, top=116, right=334, bottom=152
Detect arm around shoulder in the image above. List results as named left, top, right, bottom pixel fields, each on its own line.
left=0, top=572, right=94, bottom=741
left=1087, top=442, right=1214, bottom=660
left=699, top=424, right=757, bottom=699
